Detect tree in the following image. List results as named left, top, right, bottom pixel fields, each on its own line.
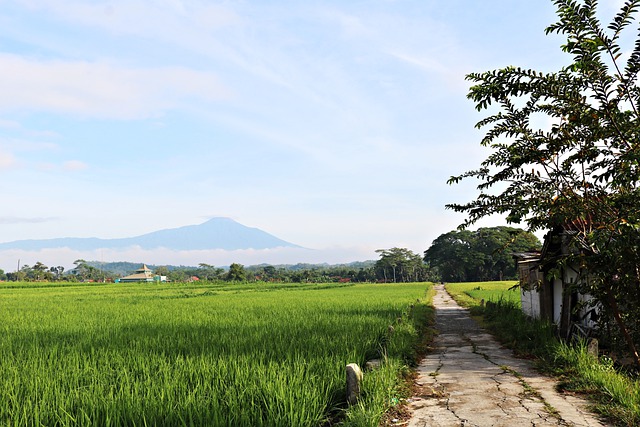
left=424, top=227, right=541, bottom=282
left=70, top=259, right=105, bottom=282
left=198, top=263, right=224, bottom=281
left=447, top=0, right=640, bottom=364
left=19, top=264, right=33, bottom=281
left=31, top=262, right=48, bottom=281
left=226, top=263, right=246, bottom=282
left=375, top=248, right=429, bottom=282
left=72, top=259, right=89, bottom=281
left=423, top=230, right=482, bottom=282
left=49, top=266, right=65, bottom=281
left=154, top=266, right=170, bottom=277
left=168, top=269, right=188, bottom=282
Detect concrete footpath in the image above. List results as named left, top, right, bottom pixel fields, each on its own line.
left=407, top=284, right=609, bottom=427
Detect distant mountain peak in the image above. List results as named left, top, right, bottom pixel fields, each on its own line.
left=0, top=218, right=301, bottom=251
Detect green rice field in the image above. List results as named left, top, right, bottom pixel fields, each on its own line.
left=444, top=281, right=520, bottom=308
left=0, top=281, right=432, bottom=426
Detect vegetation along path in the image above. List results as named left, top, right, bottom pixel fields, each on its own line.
left=407, top=284, right=607, bottom=427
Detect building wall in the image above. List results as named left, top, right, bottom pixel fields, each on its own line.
left=576, top=292, right=599, bottom=329
left=517, top=258, right=543, bottom=319
left=553, top=278, right=563, bottom=325
left=521, top=288, right=541, bottom=319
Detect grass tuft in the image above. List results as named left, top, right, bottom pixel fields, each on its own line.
left=446, top=281, right=640, bottom=426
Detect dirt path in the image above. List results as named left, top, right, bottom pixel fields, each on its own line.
left=407, top=284, right=609, bottom=427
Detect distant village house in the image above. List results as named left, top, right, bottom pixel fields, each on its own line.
left=116, top=264, right=167, bottom=283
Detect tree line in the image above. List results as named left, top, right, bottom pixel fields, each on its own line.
left=423, top=227, right=540, bottom=282
left=0, top=226, right=539, bottom=284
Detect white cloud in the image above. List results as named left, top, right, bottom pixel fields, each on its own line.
left=0, top=216, right=57, bottom=225
left=0, top=119, right=21, bottom=129
left=1, top=137, right=58, bottom=152
left=388, top=51, right=447, bottom=74
left=13, top=0, right=241, bottom=35
left=0, top=151, right=16, bottom=170
left=0, top=119, right=58, bottom=138
left=63, top=160, right=88, bottom=171
left=0, top=54, right=231, bottom=119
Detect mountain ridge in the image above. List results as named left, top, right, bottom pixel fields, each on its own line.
left=0, top=218, right=301, bottom=251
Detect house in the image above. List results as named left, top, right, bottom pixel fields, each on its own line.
left=514, top=226, right=598, bottom=339
left=116, top=264, right=167, bottom=283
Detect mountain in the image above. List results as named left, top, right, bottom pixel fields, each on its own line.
left=0, top=218, right=301, bottom=251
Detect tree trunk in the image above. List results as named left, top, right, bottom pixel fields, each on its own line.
left=559, top=285, right=573, bottom=341
left=607, top=290, right=640, bottom=366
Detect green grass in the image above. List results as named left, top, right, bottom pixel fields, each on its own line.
left=0, top=281, right=433, bottom=426
left=445, top=281, right=640, bottom=426
left=552, top=342, right=640, bottom=426
left=445, top=281, right=520, bottom=314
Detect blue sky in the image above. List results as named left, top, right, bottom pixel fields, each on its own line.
left=0, top=1, right=624, bottom=270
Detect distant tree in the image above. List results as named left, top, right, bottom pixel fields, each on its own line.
left=260, top=265, right=278, bottom=281
left=375, top=248, right=429, bottom=282
left=71, top=259, right=105, bottom=282
left=18, top=264, right=33, bottom=281
left=168, top=269, right=188, bottom=282
left=226, top=263, right=246, bottom=282
left=31, top=262, right=48, bottom=281
left=154, top=266, right=170, bottom=277
left=424, top=227, right=540, bottom=282
left=0, top=268, right=6, bottom=281
left=6, top=272, right=21, bottom=281
left=198, top=263, right=224, bottom=281
left=49, top=266, right=65, bottom=281
left=72, top=259, right=89, bottom=281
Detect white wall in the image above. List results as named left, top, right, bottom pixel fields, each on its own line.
left=521, top=289, right=541, bottom=319
left=553, top=278, right=563, bottom=324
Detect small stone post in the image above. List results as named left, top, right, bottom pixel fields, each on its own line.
left=587, top=338, right=599, bottom=357
left=346, top=363, right=363, bottom=405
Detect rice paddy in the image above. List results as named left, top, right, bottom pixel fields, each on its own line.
left=0, top=281, right=431, bottom=426
left=444, top=281, right=520, bottom=308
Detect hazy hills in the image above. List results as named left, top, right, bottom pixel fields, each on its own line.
left=0, top=217, right=301, bottom=251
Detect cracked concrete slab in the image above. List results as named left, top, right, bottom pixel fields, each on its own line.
left=407, top=284, right=610, bottom=427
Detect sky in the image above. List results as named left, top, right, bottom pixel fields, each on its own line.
left=0, top=1, right=626, bottom=271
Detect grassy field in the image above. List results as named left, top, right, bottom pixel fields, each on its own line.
left=444, top=281, right=640, bottom=426
left=444, top=281, right=520, bottom=310
left=0, top=281, right=433, bottom=426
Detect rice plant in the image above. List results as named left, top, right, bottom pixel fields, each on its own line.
left=0, top=281, right=431, bottom=426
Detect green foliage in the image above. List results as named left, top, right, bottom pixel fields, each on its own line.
left=374, top=248, right=433, bottom=283
left=482, top=297, right=556, bottom=357
left=225, top=262, right=246, bottom=281
left=552, top=342, right=640, bottom=425
left=342, top=292, right=436, bottom=426
left=196, top=263, right=224, bottom=281
left=448, top=284, right=640, bottom=425
left=474, top=296, right=640, bottom=426
left=0, top=281, right=432, bottom=425
left=424, top=227, right=540, bottom=282
left=448, top=0, right=640, bottom=364
left=445, top=281, right=520, bottom=316
left=74, top=260, right=378, bottom=283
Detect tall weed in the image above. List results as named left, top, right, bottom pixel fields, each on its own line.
left=477, top=296, right=640, bottom=426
